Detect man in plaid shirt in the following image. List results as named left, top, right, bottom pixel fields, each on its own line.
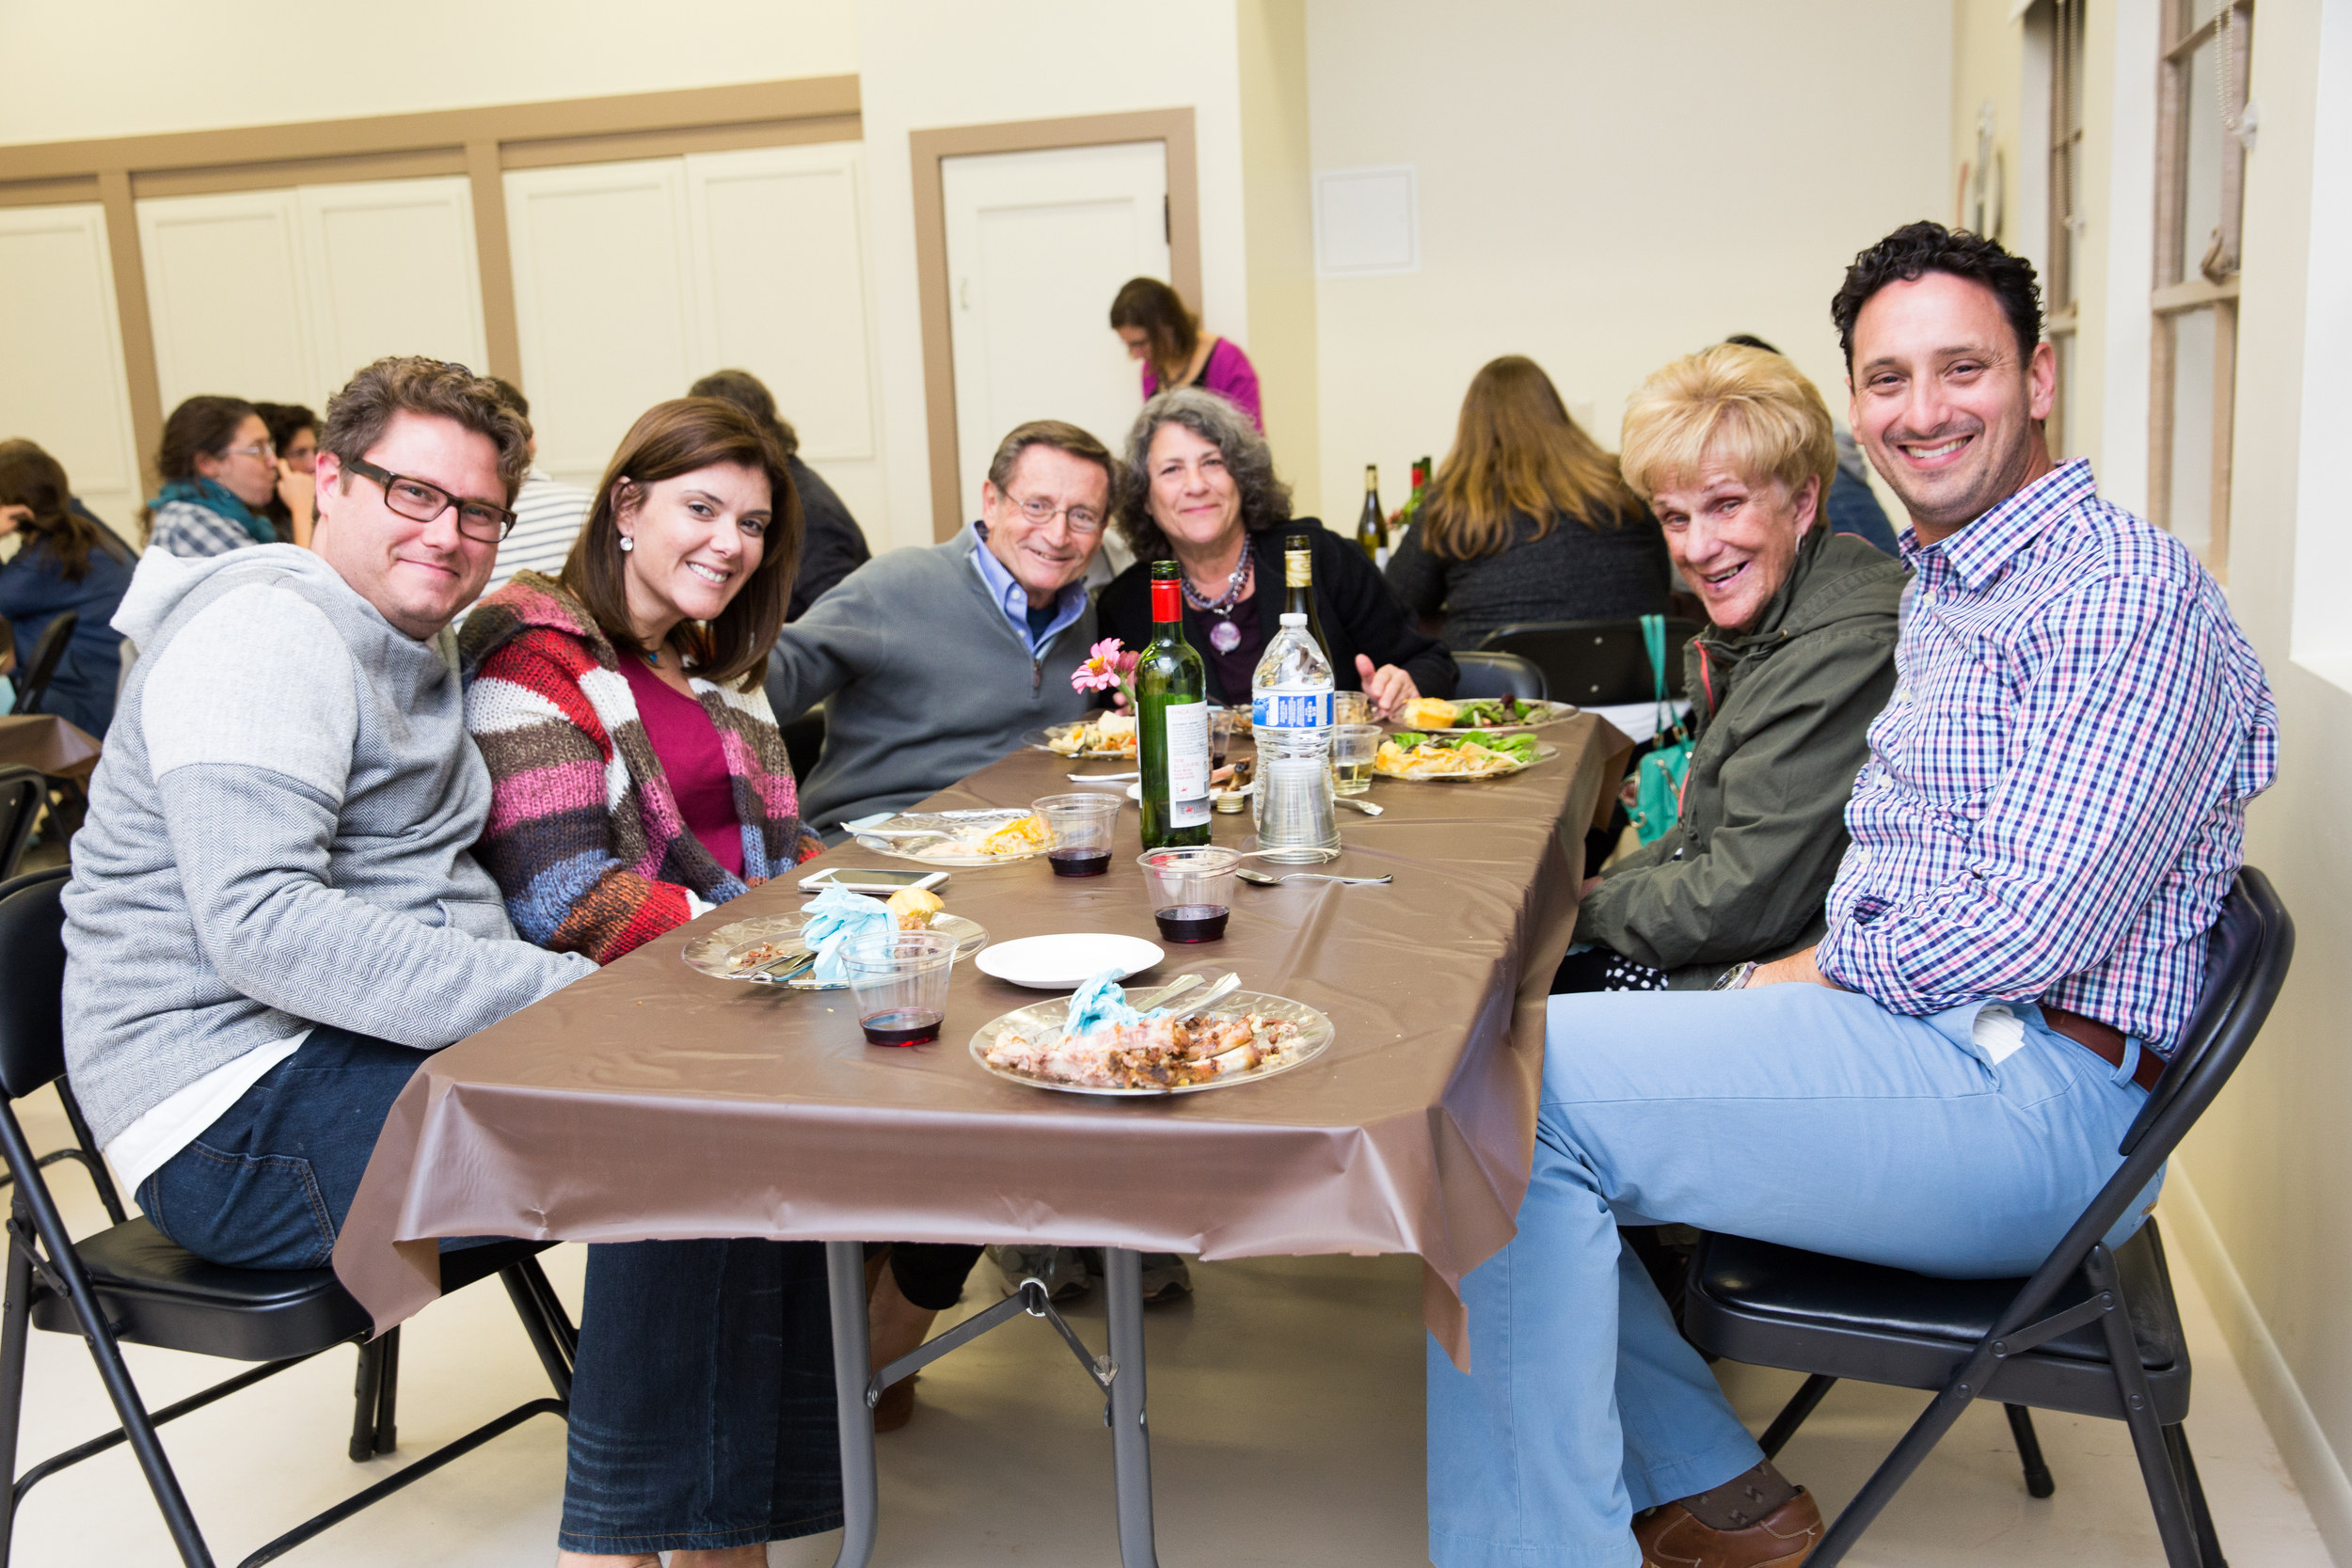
left=1426, top=223, right=2278, bottom=1568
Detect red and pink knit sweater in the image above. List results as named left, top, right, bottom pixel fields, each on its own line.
left=458, top=573, right=820, bottom=964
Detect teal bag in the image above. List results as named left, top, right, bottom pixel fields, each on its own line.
left=1627, top=613, right=1694, bottom=845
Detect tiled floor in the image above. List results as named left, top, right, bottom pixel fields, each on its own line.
left=9, top=1080, right=2330, bottom=1566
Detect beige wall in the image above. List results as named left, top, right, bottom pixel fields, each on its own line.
left=1299, top=0, right=1951, bottom=527
left=855, top=0, right=1251, bottom=550
left=0, top=1, right=860, bottom=145
left=2149, top=0, right=2352, bottom=1559
left=1237, top=0, right=1323, bottom=519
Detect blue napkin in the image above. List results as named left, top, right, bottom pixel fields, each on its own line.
left=802, top=884, right=893, bottom=985
left=1066, top=968, right=1171, bottom=1035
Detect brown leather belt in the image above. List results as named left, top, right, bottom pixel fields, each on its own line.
left=2042, top=1005, right=2164, bottom=1093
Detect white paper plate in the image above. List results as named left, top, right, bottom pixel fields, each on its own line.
left=975, top=932, right=1165, bottom=990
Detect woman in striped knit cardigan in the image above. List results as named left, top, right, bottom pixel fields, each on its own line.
left=459, top=399, right=833, bottom=1568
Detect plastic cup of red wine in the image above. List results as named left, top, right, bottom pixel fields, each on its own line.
left=841, top=929, right=957, bottom=1047
left=1136, top=847, right=1241, bottom=943
left=1033, top=793, right=1121, bottom=878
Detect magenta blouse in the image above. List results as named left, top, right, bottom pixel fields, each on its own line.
left=1141, top=337, right=1263, bottom=431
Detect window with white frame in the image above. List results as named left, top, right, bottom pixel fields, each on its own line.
left=2152, top=0, right=2251, bottom=576
left=2045, top=0, right=2088, bottom=458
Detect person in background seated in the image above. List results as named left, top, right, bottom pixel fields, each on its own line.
left=1427, top=223, right=2277, bottom=1568
left=691, top=369, right=872, bottom=618
left=1725, top=333, right=1901, bottom=556
left=461, top=397, right=834, bottom=1565
left=252, top=402, right=320, bottom=546
left=474, top=378, right=594, bottom=602
left=0, top=440, right=137, bottom=736
left=765, top=419, right=1113, bottom=832
left=1384, top=355, right=1673, bottom=650
left=1111, top=276, right=1263, bottom=431
left=1554, top=343, right=1905, bottom=994
left=143, top=395, right=310, bottom=557
left=1099, top=388, right=1454, bottom=716
left=62, top=355, right=590, bottom=1272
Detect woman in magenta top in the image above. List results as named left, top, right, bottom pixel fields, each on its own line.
left=1111, top=275, right=1263, bottom=431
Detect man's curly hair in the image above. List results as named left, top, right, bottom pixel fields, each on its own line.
left=1831, top=221, right=2043, bottom=374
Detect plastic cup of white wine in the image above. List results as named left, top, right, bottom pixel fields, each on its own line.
left=1330, top=724, right=1383, bottom=797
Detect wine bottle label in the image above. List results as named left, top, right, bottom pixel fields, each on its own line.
left=1252, top=689, right=1333, bottom=730
left=1285, top=551, right=1311, bottom=587
left=1162, top=700, right=1210, bottom=825
left=1374, top=546, right=1391, bottom=569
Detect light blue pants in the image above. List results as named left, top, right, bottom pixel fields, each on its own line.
left=1426, top=983, right=2161, bottom=1568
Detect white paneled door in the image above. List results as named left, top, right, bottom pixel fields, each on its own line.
left=507, top=144, right=885, bottom=535
left=296, top=178, right=486, bottom=394
left=940, top=142, right=1170, bottom=514
left=0, top=204, right=143, bottom=542
left=137, top=178, right=487, bottom=418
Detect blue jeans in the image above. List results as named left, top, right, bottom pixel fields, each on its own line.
left=560, top=1239, right=844, bottom=1554
left=138, top=1025, right=438, bottom=1269
left=1425, top=985, right=2161, bottom=1568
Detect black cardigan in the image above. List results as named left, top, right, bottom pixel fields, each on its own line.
left=1096, top=518, right=1457, bottom=705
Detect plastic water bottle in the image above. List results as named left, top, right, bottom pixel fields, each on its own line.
left=1249, top=611, right=1339, bottom=862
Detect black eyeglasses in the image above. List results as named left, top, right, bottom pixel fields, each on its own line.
left=342, top=456, right=516, bottom=542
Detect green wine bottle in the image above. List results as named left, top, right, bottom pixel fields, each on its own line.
left=1138, top=561, right=1212, bottom=849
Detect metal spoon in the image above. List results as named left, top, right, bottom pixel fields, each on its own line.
left=1235, top=868, right=1393, bottom=887
left=1335, top=796, right=1384, bottom=816
left=1067, top=771, right=1139, bottom=782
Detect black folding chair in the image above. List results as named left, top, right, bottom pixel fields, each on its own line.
left=781, top=705, right=826, bottom=784
left=1451, top=650, right=1548, bottom=702
left=1682, top=867, right=2294, bottom=1567
left=0, top=869, right=579, bottom=1567
left=1476, top=616, right=1700, bottom=706
left=0, top=770, right=41, bottom=883
left=7, top=614, right=74, bottom=718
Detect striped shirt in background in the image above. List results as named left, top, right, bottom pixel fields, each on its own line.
left=1816, top=459, right=2278, bottom=1051
left=477, top=467, right=593, bottom=603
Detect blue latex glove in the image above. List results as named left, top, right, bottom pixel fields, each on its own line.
left=803, top=883, right=893, bottom=985
left=1065, top=968, right=1172, bottom=1035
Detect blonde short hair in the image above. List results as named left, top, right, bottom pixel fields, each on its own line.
left=1618, top=343, right=1838, bottom=508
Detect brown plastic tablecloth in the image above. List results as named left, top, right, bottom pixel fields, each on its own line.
left=0, top=714, right=101, bottom=779
left=335, top=714, right=1630, bottom=1365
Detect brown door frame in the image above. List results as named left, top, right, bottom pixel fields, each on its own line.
left=910, top=108, right=1199, bottom=540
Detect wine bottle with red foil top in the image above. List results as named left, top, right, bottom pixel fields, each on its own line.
left=1138, top=561, right=1212, bottom=849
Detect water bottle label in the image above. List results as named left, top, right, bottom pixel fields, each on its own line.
left=1251, top=689, right=1333, bottom=730
left=1163, top=701, right=1210, bottom=825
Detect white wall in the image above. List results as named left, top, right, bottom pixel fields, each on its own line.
left=853, top=0, right=1250, bottom=548
left=1300, top=0, right=1952, bottom=522
left=0, top=204, right=141, bottom=538
left=0, top=0, right=859, bottom=145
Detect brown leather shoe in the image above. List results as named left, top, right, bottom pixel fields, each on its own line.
left=1634, top=1488, right=1822, bottom=1568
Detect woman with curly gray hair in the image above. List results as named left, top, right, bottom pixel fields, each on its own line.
left=1097, top=388, right=1454, bottom=714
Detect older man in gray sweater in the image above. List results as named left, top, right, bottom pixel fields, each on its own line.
left=64, top=357, right=590, bottom=1270
left=766, top=420, right=1115, bottom=831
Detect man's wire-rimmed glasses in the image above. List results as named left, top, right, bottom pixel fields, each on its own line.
left=342, top=456, right=517, bottom=542
left=1003, top=490, right=1105, bottom=536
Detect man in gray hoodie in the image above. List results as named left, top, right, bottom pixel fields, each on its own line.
left=63, top=356, right=592, bottom=1270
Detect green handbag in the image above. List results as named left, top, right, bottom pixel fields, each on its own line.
left=1628, top=614, right=1694, bottom=846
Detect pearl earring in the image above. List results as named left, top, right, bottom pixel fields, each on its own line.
left=619, top=536, right=634, bottom=553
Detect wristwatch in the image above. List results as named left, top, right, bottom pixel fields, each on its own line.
left=1711, top=960, right=1759, bottom=992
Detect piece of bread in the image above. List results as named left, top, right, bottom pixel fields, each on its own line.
left=1402, top=697, right=1459, bottom=730
left=888, top=886, right=945, bottom=929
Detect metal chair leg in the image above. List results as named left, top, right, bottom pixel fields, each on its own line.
left=498, top=1264, right=573, bottom=1402
left=1758, top=1373, right=1836, bottom=1460
left=2166, top=1425, right=2227, bottom=1568
left=0, top=1106, right=215, bottom=1564
left=2088, top=1246, right=2203, bottom=1567
left=2005, top=1404, right=2056, bottom=1497
left=348, top=1336, right=388, bottom=1464
left=0, top=1198, right=35, bottom=1566
left=371, top=1326, right=400, bottom=1456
